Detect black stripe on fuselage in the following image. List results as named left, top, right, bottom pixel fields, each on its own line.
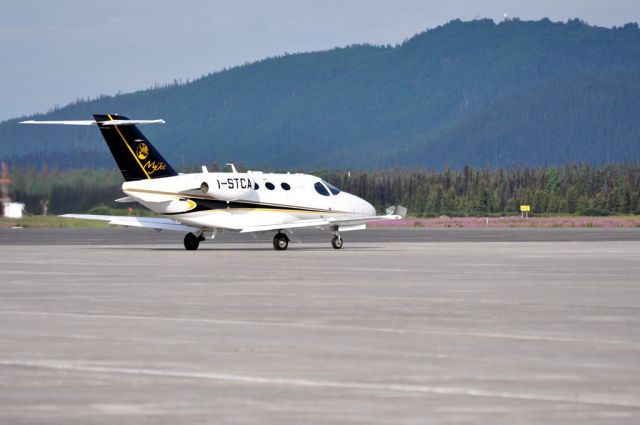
left=164, top=198, right=335, bottom=215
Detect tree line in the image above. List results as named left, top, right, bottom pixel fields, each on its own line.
left=7, top=163, right=639, bottom=217
left=317, top=164, right=640, bottom=216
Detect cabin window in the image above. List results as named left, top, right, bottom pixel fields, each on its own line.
left=314, top=181, right=330, bottom=196
left=323, top=180, right=341, bottom=195
left=254, top=182, right=260, bottom=190
left=265, top=182, right=275, bottom=190
left=281, top=182, right=291, bottom=191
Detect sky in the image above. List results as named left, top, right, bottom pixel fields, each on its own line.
left=1, top=0, right=639, bottom=121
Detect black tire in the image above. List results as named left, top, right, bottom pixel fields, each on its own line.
left=273, top=233, right=289, bottom=251
left=184, top=232, right=200, bottom=251
left=331, top=235, right=343, bottom=249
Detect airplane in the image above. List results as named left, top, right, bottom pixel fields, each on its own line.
left=20, top=114, right=406, bottom=250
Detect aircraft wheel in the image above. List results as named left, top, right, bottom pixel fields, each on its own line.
left=273, top=233, right=289, bottom=251
left=184, top=232, right=200, bottom=251
left=331, top=235, right=343, bottom=249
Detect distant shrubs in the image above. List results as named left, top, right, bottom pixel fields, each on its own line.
left=87, top=205, right=118, bottom=215
left=578, top=208, right=610, bottom=217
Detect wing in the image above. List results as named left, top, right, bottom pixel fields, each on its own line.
left=239, top=213, right=404, bottom=234
left=61, top=214, right=198, bottom=232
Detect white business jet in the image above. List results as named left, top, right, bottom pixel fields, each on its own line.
left=21, top=114, right=406, bottom=250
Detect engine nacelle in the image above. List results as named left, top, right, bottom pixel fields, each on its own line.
left=200, top=174, right=255, bottom=201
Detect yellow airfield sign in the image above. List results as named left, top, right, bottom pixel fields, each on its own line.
left=520, top=205, right=531, bottom=212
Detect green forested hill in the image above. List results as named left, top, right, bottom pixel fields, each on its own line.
left=1, top=18, right=639, bottom=170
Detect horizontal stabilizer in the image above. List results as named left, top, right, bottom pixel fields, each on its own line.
left=101, top=119, right=165, bottom=126
left=60, top=214, right=198, bottom=233
left=20, top=120, right=96, bottom=126
left=19, top=119, right=165, bottom=126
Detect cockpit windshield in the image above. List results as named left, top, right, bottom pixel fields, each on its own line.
left=314, top=180, right=341, bottom=196
left=323, top=180, right=341, bottom=195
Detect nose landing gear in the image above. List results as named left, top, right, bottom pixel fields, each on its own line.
left=273, top=232, right=289, bottom=250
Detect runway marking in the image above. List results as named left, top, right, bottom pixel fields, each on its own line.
left=0, top=330, right=183, bottom=344
left=2, top=328, right=637, bottom=373
left=181, top=291, right=640, bottom=311
left=2, top=310, right=638, bottom=347
left=1, top=360, right=639, bottom=409
left=0, top=270, right=97, bottom=276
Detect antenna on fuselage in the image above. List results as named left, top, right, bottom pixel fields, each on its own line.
left=226, top=163, right=238, bottom=173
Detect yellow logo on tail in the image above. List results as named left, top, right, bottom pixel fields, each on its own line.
left=136, top=143, right=149, bottom=160
left=144, top=160, right=167, bottom=175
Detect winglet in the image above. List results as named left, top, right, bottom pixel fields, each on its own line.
left=386, top=205, right=408, bottom=218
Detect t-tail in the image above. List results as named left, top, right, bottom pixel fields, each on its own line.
left=19, top=114, right=178, bottom=182
left=93, top=114, right=177, bottom=181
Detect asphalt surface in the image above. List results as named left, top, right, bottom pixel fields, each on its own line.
left=1, top=226, right=640, bottom=246
left=1, top=228, right=639, bottom=424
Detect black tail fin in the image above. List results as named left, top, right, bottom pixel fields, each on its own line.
left=93, top=114, right=178, bottom=181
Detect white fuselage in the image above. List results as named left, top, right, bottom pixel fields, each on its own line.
left=121, top=171, right=375, bottom=231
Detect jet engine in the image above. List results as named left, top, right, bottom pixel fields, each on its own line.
left=200, top=174, right=255, bottom=201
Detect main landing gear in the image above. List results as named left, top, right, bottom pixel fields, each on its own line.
left=184, top=232, right=205, bottom=250
left=272, top=230, right=344, bottom=250
left=273, top=232, right=289, bottom=251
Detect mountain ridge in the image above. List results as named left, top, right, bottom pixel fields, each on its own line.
left=1, top=18, right=639, bottom=170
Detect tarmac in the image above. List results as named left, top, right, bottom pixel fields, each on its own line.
left=1, top=227, right=639, bottom=424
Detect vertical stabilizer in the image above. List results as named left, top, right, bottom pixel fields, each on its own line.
left=93, top=114, right=177, bottom=181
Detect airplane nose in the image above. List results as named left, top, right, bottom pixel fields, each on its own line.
left=342, top=192, right=376, bottom=215
left=351, top=194, right=375, bottom=215
left=360, top=198, right=376, bottom=215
